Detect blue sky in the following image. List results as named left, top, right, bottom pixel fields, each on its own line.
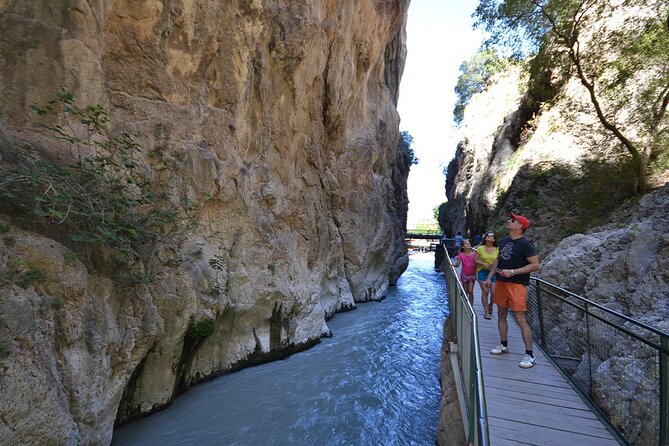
left=398, top=1, right=485, bottom=227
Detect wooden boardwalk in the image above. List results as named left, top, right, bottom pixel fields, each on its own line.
left=470, top=292, right=622, bottom=445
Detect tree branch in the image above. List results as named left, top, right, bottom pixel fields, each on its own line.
left=569, top=47, right=639, bottom=158
left=655, top=82, right=669, bottom=125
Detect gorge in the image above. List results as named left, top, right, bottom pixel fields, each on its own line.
left=0, top=1, right=411, bottom=444
left=1, top=1, right=668, bottom=445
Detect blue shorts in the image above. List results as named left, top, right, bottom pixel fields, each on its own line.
left=477, top=269, right=496, bottom=283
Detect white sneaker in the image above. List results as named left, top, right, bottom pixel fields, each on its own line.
left=519, top=354, right=536, bottom=368
left=490, top=344, right=509, bottom=355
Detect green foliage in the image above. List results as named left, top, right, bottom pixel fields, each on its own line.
left=437, top=202, right=450, bottom=233
left=398, top=131, right=418, bottom=166
left=15, top=269, right=45, bottom=287
left=525, top=45, right=563, bottom=110
left=0, top=90, right=199, bottom=264
left=0, top=340, right=8, bottom=358
left=517, top=160, right=635, bottom=234
left=519, top=190, right=539, bottom=209
left=0, top=223, right=9, bottom=234
left=489, top=159, right=636, bottom=238
left=453, top=49, right=510, bottom=124
left=117, top=272, right=152, bottom=285
left=474, top=0, right=550, bottom=57
left=569, top=159, right=637, bottom=231
left=0, top=263, right=45, bottom=288
left=51, top=297, right=65, bottom=309
left=64, top=251, right=78, bottom=266
left=474, top=0, right=669, bottom=193
left=650, top=142, right=669, bottom=174
left=433, top=202, right=447, bottom=223
left=186, top=317, right=216, bottom=339
left=413, top=222, right=440, bottom=233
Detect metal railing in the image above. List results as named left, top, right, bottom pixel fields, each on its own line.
left=441, top=238, right=459, bottom=258
left=444, top=261, right=489, bottom=446
left=527, top=278, right=669, bottom=446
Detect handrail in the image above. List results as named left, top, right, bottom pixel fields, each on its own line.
left=528, top=277, right=669, bottom=446
left=442, top=250, right=668, bottom=445
left=533, top=278, right=669, bottom=346
left=444, top=260, right=489, bottom=446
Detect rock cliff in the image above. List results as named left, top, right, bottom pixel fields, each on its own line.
left=0, top=1, right=410, bottom=444
left=438, top=4, right=668, bottom=443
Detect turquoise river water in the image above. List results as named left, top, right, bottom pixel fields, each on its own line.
left=112, top=253, right=449, bottom=446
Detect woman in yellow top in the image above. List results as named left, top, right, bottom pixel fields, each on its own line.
left=475, top=232, right=499, bottom=319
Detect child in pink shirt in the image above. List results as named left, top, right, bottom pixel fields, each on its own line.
left=453, top=239, right=477, bottom=305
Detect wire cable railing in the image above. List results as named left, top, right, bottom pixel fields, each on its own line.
left=444, top=260, right=489, bottom=446
left=527, top=278, right=669, bottom=446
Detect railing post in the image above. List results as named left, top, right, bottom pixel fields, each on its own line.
left=536, top=281, right=545, bottom=347
left=661, top=334, right=668, bottom=446
left=585, top=302, right=593, bottom=394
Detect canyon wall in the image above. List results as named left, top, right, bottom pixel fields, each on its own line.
left=439, top=3, right=668, bottom=443
left=0, top=1, right=410, bottom=444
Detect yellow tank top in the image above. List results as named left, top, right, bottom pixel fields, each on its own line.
left=475, top=245, right=499, bottom=273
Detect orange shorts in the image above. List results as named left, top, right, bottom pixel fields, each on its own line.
left=493, top=281, right=528, bottom=312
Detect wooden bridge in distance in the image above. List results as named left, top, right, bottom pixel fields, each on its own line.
left=405, top=229, right=443, bottom=240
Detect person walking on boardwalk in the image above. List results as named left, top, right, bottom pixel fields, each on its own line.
left=486, top=213, right=541, bottom=368
left=454, top=231, right=463, bottom=251
left=475, top=232, right=498, bottom=320
left=453, top=239, right=477, bottom=305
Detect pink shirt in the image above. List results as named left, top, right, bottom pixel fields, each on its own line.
left=457, top=252, right=477, bottom=276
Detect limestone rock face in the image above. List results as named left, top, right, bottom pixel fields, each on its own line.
left=538, top=186, right=669, bottom=445
left=441, top=65, right=594, bottom=251
left=0, top=1, right=410, bottom=444
left=540, top=184, right=669, bottom=329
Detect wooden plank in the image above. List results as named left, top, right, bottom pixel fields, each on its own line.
left=486, top=386, right=590, bottom=407
left=484, top=383, right=583, bottom=404
left=488, top=418, right=619, bottom=445
left=463, top=279, right=622, bottom=444
left=487, top=399, right=600, bottom=424
left=489, top=435, right=535, bottom=445
left=483, top=367, right=574, bottom=388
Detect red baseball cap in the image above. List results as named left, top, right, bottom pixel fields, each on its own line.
left=510, top=212, right=530, bottom=230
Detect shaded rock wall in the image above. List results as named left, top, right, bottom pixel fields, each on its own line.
left=540, top=184, right=669, bottom=329
left=537, top=184, right=669, bottom=445
left=441, top=62, right=622, bottom=255
left=436, top=316, right=466, bottom=446
left=0, top=1, right=410, bottom=444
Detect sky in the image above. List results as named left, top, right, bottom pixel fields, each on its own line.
left=397, top=1, right=485, bottom=228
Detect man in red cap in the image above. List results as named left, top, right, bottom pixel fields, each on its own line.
left=485, top=212, right=541, bottom=368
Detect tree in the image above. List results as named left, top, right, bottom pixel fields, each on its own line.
left=453, top=49, right=509, bottom=124
left=475, top=0, right=669, bottom=193
left=399, top=130, right=419, bottom=166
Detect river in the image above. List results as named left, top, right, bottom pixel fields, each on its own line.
left=112, top=252, right=449, bottom=446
